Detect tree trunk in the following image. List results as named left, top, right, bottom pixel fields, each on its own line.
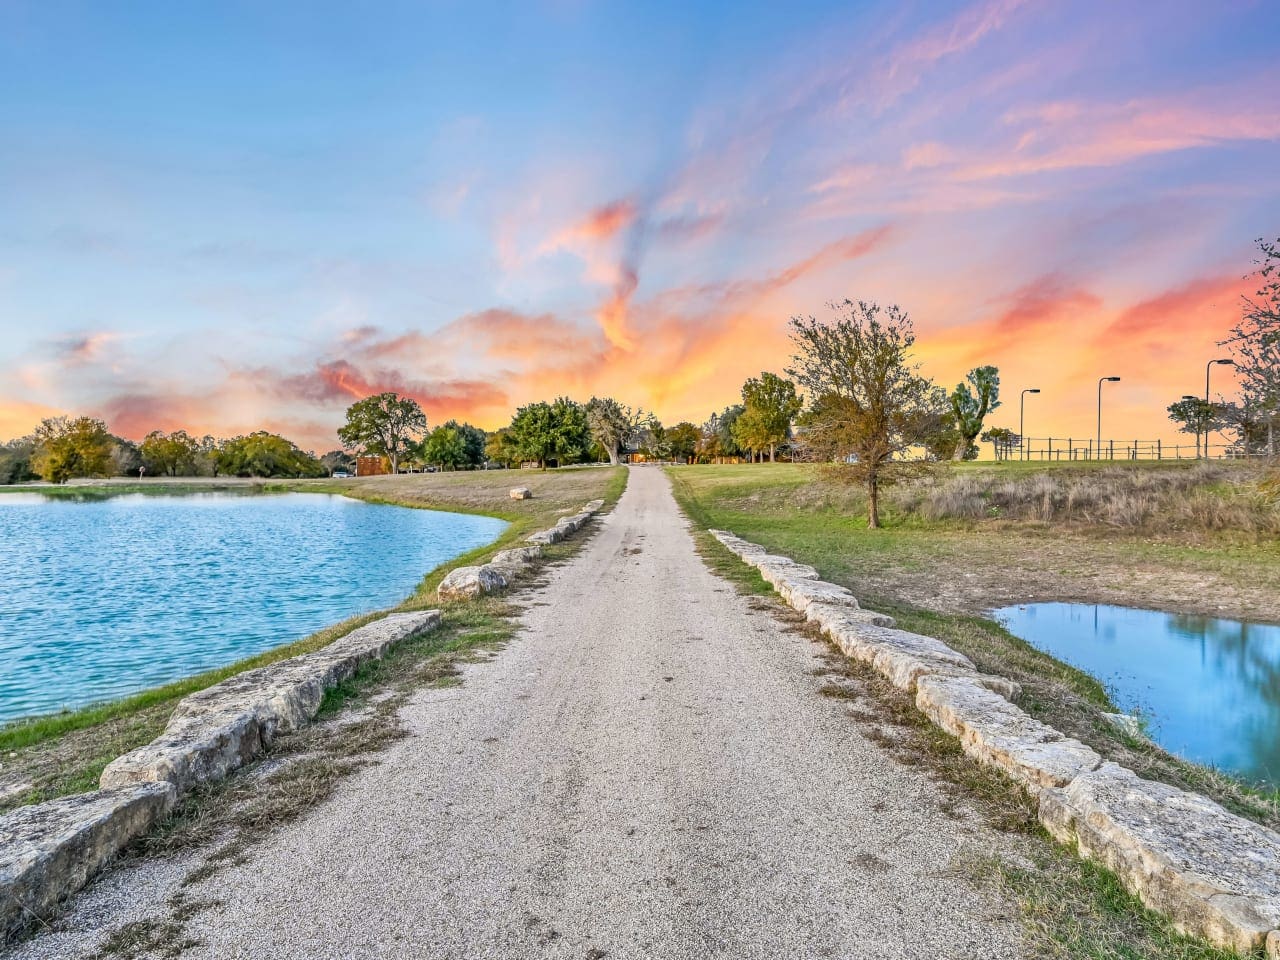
left=769, top=443, right=775, bottom=463
left=607, top=447, right=619, bottom=466
left=867, top=475, right=880, bottom=529
left=952, top=436, right=969, bottom=461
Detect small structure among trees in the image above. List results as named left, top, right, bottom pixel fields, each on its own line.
left=337, top=392, right=427, bottom=475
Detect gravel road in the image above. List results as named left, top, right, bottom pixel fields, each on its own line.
left=12, top=465, right=1028, bottom=959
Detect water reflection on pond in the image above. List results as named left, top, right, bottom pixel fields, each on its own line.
left=993, top=602, right=1280, bottom=787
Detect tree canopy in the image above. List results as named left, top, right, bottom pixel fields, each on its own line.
left=948, top=366, right=1001, bottom=460
left=140, top=430, right=201, bottom=477
left=215, top=432, right=324, bottom=478
left=1221, top=236, right=1280, bottom=454
left=733, top=371, right=802, bottom=462
left=788, top=300, right=941, bottom=529
left=337, top=392, right=427, bottom=474
left=586, top=397, right=651, bottom=465
left=507, top=397, right=590, bottom=468
left=31, top=416, right=115, bottom=484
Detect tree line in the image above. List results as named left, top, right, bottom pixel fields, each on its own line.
left=0, top=418, right=329, bottom=485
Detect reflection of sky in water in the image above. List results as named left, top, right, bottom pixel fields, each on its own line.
left=993, top=603, right=1280, bottom=787
left=0, top=493, right=505, bottom=723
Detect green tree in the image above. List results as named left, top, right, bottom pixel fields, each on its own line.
left=440, top=420, right=486, bottom=468
left=948, top=366, right=1001, bottom=460
left=507, top=397, right=590, bottom=468
left=788, top=300, right=942, bottom=529
left=484, top=427, right=518, bottom=467
left=0, top=437, right=37, bottom=484
left=337, top=392, right=427, bottom=475
left=738, top=372, right=802, bottom=462
left=981, top=426, right=1018, bottom=461
left=706, top=405, right=746, bottom=460
left=139, top=430, right=202, bottom=476
left=1167, top=398, right=1227, bottom=456
left=585, top=397, right=651, bottom=465
left=666, top=422, right=701, bottom=463
left=31, top=416, right=115, bottom=484
left=216, top=432, right=323, bottom=478
left=422, top=424, right=468, bottom=470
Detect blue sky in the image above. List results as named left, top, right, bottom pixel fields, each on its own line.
left=2, top=0, right=1278, bottom=447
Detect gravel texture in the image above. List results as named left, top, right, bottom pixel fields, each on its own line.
left=9, top=465, right=1028, bottom=959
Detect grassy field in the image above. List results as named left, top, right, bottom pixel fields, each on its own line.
left=667, top=461, right=1280, bottom=825
left=0, top=466, right=625, bottom=812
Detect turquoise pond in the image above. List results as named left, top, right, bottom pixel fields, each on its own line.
left=0, top=491, right=506, bottom=724
left=993, top=602, right=1280, bottom=787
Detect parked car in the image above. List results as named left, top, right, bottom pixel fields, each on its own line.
left=332, top=470, right=351, bottom=478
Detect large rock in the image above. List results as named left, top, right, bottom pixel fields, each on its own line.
left=100, top=612, right=440, bottom=794
left=509, top=487, right=532, bottom=500
left=488, top=546, right=542, bottom=579
left=917, top=675, right=1100, bottom=795
left=1040, top=763, right=1280, bottom=954
left=753, top=557, right=820, bottom=588
left=805, top=601, right=895, bottom=633
left=438, top=565, right=508, bottom=601
left=1, top=783, right=175, bottom=942
left=777, top=578, right=861, bottom=613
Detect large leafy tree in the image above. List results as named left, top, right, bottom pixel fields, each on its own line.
left=422, top=424, right=468, bottom=470
left=1167, top=398, right=1228, bottom=457
left=666, top=422, right=701, bottom=463
left=139, top=429, right=202, bottom=476
left=216, top=432, right=323, bottom=478
left=788, top=300, right=942, bottom=529
left=736, top=372, right=802, bottom=462
left=484, top=427, right=518, bottom=467
left=948, top=366, right=1001, bottom=460
left=31, top=416, right=115, bottom=484
left=703, top=405, right=746, bottom=460
left=337, top=392, right=427, bottom=475
left=507, top=397, right=590, bottom=468
left=585, top=397, right=651, bottom=464
left=1221, top=237, right=1280, bottom=455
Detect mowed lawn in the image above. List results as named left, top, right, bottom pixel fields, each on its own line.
left=667, top=461, right=1280, bottom=822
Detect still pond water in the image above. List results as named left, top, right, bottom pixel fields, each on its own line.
left=994, top=602, right=1280, bottom=786
left=0, top=492, right=506, bottom=724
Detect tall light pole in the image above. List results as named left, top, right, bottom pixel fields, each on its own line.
left=1097, top=377, right=1120, bottom=460
left=1204, top=358, right=1235, bottom=459
left=1020, top=388, right=1040, bottom=461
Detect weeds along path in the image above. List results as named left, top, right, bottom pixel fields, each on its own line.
left=15, top=466, right=1031, bottom=960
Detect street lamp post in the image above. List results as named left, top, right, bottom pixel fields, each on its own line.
left=1204, top=359, right=1235, bottom=459
left=1020, top=388, right=1040, bottom=461
left=1097, top=377, right=1121, bottom=460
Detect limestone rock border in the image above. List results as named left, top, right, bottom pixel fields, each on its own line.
left=438, top=498, right=606, bottom=601
left=2, top=610, right=441, bottom=944
left=708, top=528, right=1280, bottom=956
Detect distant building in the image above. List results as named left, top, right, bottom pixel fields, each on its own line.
left=356, top=455, right=388, bottom=477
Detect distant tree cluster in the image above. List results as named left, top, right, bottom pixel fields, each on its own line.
left=0, top=415, right=326, bottom=485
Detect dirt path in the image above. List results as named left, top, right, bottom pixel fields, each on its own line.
left=13, top=466, right=1029, bottom=959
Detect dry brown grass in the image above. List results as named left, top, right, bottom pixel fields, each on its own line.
left=893, top=462, right=1279, bottom=537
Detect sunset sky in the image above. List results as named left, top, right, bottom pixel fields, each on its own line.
left=2, top=0, right=1278, bottom=451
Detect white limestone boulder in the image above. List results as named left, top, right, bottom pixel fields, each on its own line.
left=1040, top=762, right=1280, bottom=955
left=487, top=546, right=542, bottom=579
left=100, top=612, right=440, bottom=794
left=916, top=675, right=1101, bottom=795
left=0, top=783, right=175, bottom=942
left=777, top=579, right=860, bottom=613
left=438, top=564, right=508, bottom=601
left=509, top=487, right=532, bottom=500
